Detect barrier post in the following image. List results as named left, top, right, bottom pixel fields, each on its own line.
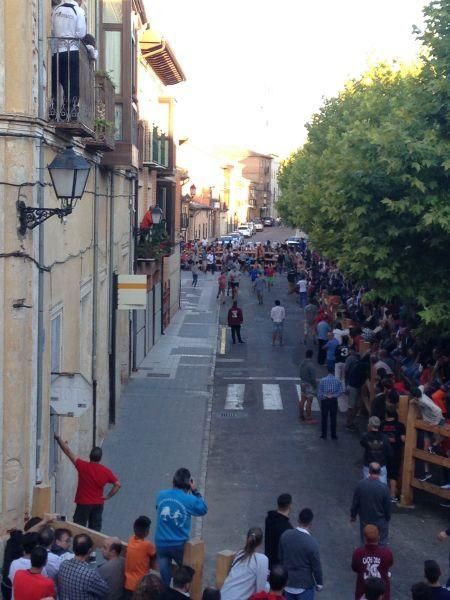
left=400, top=399, right=417, bottom=507
left=215, top=549, right=235, bottom=589
left=183, top=539, right=204, bottom=600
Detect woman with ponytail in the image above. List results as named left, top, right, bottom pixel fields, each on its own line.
left=220, top=527, right=269, bottom=600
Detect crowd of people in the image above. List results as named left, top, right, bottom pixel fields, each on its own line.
left=4, top=235, right=450, bottom=599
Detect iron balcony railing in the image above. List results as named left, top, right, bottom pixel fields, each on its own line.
left=48, top=37, right=95, bottom=137
left=142, top=123, right=170, bottom=169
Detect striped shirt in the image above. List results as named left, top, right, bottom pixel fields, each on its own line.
left=318, top=374, right=344, bottom=400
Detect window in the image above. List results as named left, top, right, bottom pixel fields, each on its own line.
left=51, top=311, right=62, bottom=381
left=114, top=104, right=123, bottom=140
left=104, top=30, right=122, bottom=93
left=103, top=0, right=123, bottom=23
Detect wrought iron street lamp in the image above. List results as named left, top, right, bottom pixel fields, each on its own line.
left=18, top=145, right=91, bottom=234
left=151, top=205, right=164, bottom=225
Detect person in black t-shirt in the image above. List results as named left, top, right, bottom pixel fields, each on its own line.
left=381, top=405, right=406, bottom=502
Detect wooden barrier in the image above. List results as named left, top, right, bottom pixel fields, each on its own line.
left=31, top=486, right=52, bottom=518
left=183, top=539, right=204, bottom=600
left=215, top=549, right=236, bottom=589
left=52, top=518, right=125, bottom=551
left=400, top=399, right=450, bottom=507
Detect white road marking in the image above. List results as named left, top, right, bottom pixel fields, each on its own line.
left=216, top=358, right=244, bottom=363
left=296, top=384, right=320, bottom=412
left=219, top=326, right=227, bottom=355
left=224, top=384, right=245, bottom=410
left=262, top=384, right=283, bottom=410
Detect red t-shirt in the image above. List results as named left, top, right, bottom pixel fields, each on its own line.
left=13, top=569, right=56, bottom=600
left=351, top=544, right=393, bottom=600
left=250, top=594, right=281, bottom=600
left=74, top=459, right=118, bottom=505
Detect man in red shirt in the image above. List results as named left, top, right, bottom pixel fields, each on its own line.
left=351, top=524, right=393, bottom=600
left=13, top=545, right=55, bottom=600
left=55, top=434, right=121, bottom=531
left=227, top=301, right=244, bottom=344
left=250, top=564, right=288, bottom=599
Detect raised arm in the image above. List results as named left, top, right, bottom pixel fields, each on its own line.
left=103, top=481, right=122, bottom=501
left=54, top=434, right=77, bottom=465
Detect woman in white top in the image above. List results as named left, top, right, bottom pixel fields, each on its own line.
left=220, top=527, right=269, bottom=600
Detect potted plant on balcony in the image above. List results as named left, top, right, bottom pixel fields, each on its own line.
left=136, top=227, right=174, bottom=260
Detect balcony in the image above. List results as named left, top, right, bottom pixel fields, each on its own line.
left=142, top=124, right=170, bottom=170
left=85, top=72, right=116, bottom=152
left=48, top=38, right=95, bottom=137
left=136, top=228, right=175, bottom=261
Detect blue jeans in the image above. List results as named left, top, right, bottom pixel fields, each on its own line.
left=362, top=465, right=387, bottom=485
left=157, top=545, right=185, bottom=586
left=284, top=587, right=315, bottom=600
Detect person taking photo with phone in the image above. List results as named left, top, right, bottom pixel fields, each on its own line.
left=155, top=468, right=208, bottom=587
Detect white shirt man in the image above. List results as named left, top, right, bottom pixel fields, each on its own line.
left=52, top=0, right=86, bottom=52
left=270, top=302, right=286, bottom=323
left=297, top=279, right=307, bottom=294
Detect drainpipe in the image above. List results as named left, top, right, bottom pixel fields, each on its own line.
left=132, top=177, right=139, bottom=371
left=35, top=0, right=46, bottom=480
left=108, top=172, right=116, bottom=425
left=91, top=164, right=99, bottom=447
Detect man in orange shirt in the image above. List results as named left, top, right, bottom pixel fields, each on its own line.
left=125, top=515, right=156, bottom=597
left=13, top=546, right=55, bottom=600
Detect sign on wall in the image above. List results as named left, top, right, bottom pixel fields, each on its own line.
left=117, top=274, right=147, bottom=310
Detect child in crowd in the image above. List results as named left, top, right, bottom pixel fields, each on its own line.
left=124, top=516, right=156, bottom=598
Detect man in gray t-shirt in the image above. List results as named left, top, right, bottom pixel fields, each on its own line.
left=97, top=537, right=125, bottom=600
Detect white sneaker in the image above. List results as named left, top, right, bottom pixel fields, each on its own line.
left=440, top=484, right=450, bottom=489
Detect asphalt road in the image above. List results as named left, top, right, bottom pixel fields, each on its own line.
left=202, top=240, right=450, bottom=599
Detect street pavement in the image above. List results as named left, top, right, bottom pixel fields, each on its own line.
left=102, top=227, right=450, bottom=599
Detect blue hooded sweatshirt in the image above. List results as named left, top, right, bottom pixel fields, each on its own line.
left=155, top=488, right=208, bottom=548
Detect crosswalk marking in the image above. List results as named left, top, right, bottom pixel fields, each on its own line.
left=262, top=384, right=283, bottom=410
left=224, top=383, right=245, bottom=410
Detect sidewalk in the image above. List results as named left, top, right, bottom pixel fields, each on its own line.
left=101, top=270, right=219, bottom=540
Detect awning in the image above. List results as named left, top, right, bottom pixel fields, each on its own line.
left=140, top=30, right=186, bottom=86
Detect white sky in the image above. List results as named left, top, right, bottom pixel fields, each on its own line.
left=145, top=0, right=428, bottom=159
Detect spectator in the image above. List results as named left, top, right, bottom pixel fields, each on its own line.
left=362, top=576, right=386, bottom=600
left=12, top=545, right=55, bottom=600
left=350, top=462, right=391, bottom=545
left=51, top=528, right=73, bottom=559
left=1, top=529, right=23, bottom=600
left=324, top=331, right=339, bottom=372
left=360, top=416, right=392, bottom=484
left=381, top=405, right=406, bottom=502
left=8, top=532, right=40, bottom=585
left=202, top=588, right=221, bottom=600
left=316, top=318, right=330, bottom=365
left=351, top=524, right=393, bottom=600
left=411, top=582, right=433, bottom=600
left=299, top=349, right=318, bottom=423
left=37, top=527, right=61, bottom=581
left=158, top=565, right=195, bottom=600
left=346, top=354, right=370, bottom=431
left=227, top=301, right=245, bottom=344
left=155, top=468, right=208, bottom=587
left=220, top=527, right=269, bottom=600
left=54, top=434, right=121, bottom=531
left=424, top=560, right=450, bottom=599
left=318, top=366, right=344, bottom=440
left=125, top=516, right=156, bottom=597
left=279, top=508, right=324, bottom=599
left=250, top=564, right=288, bottom=599
left=133, top=573, right=165, bottom=600
left=57, top=533, right=108, bottom=598
left=264, top=493, right=293, bottom=567
left=97, top=537, right=125, bottom=600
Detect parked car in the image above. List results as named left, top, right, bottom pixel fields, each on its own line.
left=254, top=220, right=264, bottom=232
left=263, top=217, right=274, bottom=226
left=217, top=236, right=235, bottom=246
left=285, top=236, right=303, bottom=248
left=237, top=225, right=252, bottom=238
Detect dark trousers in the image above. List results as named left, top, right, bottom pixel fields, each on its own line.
left=230, top=325, right=242, bottom=343
left=51, top=50, right=80, bottom=108
left=321, top=397, right=338, bottom=438
left=73, top=503, right=103, bottom=532
left=317, top=339, right=327, bottom=365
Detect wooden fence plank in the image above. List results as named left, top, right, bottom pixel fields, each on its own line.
left=215, top=550, right=235, bottom=589
left=183, top=539, right=204, bottom=600
left=400, top=400, right=418, bottom=506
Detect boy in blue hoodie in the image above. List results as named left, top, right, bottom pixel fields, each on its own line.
left=155, top=468, right=208, bottom=586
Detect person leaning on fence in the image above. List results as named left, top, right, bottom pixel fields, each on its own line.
left=220, top=527, right=269, bottom=600
left=51, top=0, right=87, bottom=118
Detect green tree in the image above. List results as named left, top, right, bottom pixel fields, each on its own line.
left=278, top=1, right=450, bottom=336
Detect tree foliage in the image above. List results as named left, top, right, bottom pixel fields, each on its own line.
left=278, top=0, right=450, bottom=336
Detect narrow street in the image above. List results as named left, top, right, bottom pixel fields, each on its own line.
left=102, top=228, right=450, bottom=600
